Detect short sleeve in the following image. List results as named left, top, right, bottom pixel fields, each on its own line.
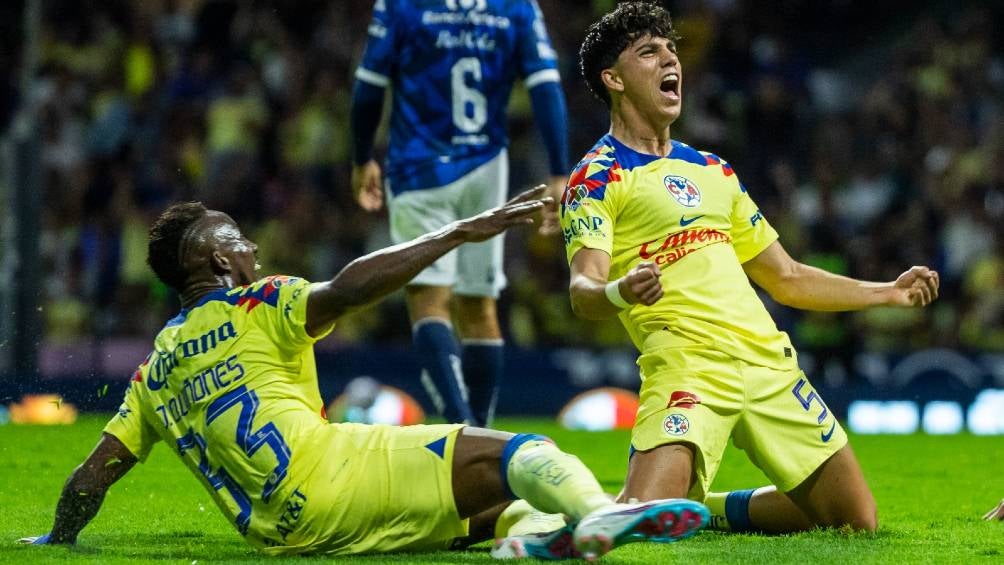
left=252, top=276, right=335, bottom=354
left=514, top=0, right=560, bottom=87
left=727, top=165, right=778, bottom=263
left=103, top=375, right=160, bottom=462
left=355, top=0, right=400, bottom=88
left=560, top=154, right=622, bottom=263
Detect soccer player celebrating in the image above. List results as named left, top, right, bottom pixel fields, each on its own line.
left=560, top=2, right=939, bottom=533
left=19, top=189, right=709, bottom=559
left=350, top=0, right=569, bottom=427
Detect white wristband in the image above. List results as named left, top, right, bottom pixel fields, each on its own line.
left=605, top=280, right=631, bottom=309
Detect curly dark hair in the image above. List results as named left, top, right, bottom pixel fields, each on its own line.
left=147, top=202, right=209, bottom=291
left=579, top=1, right=680, bottom=107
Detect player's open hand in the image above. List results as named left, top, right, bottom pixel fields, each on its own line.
left=351, top=160, right=384, bottom=212
left=504, top=183, right=549, bottom=206
left=890, top=266, right=939, bottom=307
left=984, top=499, right=1004, bottom=521
left=620, top=262, right=663, bottom=306
left=535, top=176, right=566, bottom=236
left=456, top=185, right=552, bottom=242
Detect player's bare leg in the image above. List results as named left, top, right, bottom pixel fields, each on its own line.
left=455, top=296, right=501, bottom=339
left=737, top=487, right=814, bottom=533
left=406, top=285, right=475, bottom=423
left=619, top=443, right=696, bottom=502
left=616, top=443, right=818, bottom=534
left=450, top=427, right=514, bottom=519
left=455, top=295, right=503, bottom=427
left=407, top=285, right=454, bottom=322
left=705, top=445, right=875, bottom=533
left=782, top=444, right=877, bottom=532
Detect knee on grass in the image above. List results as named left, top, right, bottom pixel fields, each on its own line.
left=819, top=504, right=878, bottom=533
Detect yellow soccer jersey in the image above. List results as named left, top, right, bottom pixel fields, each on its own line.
left=560, top=134, right=793, bottom=369
left=104, top=275, right=334, bottom=547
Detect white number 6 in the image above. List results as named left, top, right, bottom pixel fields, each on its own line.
left=451, top=57, right=487, bottom=133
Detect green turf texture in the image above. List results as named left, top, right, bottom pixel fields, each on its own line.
left=2, top=415, right=1002, bottom=563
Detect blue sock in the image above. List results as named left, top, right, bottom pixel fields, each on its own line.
left=413, top=319, right=474, bottom=424
left=462, top=339, right=503, bottom=427
left=724, top=489, right=757, bottom=533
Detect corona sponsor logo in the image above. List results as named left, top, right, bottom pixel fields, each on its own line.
left=148, top=322, right=239, bottom=391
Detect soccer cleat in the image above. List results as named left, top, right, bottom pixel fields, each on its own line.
left=491, top=524, right=579, bottom=560
left=572, top=498, right=710, bottom=561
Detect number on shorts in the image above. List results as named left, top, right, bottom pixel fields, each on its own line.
left=791, top=378, right=829, bottom=424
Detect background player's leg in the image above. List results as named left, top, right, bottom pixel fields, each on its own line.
left=619, top=443, right=696, bottom=502
left=455, top=295, right=503, bottom=427
left=408, top=285, right=475, bottom=424
left=454, top=151, right=508, bottom=428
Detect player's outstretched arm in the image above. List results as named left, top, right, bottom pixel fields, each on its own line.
left=19, top=433, right=138, bottom=545
left=304, top=186, right=552, bottom=336
left=569, top=248, right=664, bottom=320
left=743, top=241, right=940, bottom=311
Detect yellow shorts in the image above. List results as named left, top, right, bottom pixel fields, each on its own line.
left=631, top=346, right=847, bottom=501
left=260, top=423, right=468, bottom=556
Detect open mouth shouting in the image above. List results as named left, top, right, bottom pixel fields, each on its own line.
left=659, top=72, right=680, bottom=101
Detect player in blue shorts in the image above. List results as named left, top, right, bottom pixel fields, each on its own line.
left=19, top=188, right=709, bottom=559
left=350, top=0, right=569, bottom=427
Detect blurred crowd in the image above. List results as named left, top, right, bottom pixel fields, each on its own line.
left=2, top=0, right=1002, bottom=369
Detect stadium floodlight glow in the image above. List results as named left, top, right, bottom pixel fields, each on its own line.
left=847, top=400, right=919, bottom=434
left=883, top=401, right=920, bottom=434
left=848, top=400, right=884, bottom=434
left=921, top=401, right=964, bottom=435
left=967, top=389, right=1004, bottom=435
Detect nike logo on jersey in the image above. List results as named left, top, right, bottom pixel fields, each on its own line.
left=821, top=420, right=836, bottom=442
left=679, top=214, right=705, bottom=226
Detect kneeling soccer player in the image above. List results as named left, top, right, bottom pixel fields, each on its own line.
left=19, top=189, right=707, bottom=560
left=557, top=1, right=941, bottom=535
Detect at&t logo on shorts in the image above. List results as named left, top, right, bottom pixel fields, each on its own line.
left=663, top=413, right=690, bottom=436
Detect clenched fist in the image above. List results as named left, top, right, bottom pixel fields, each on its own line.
left=617, top=262, right=663, bottom=306
left=890, top=266, right=939, bottom=307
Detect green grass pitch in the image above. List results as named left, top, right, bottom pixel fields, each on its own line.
left=2, top=415, right=1002, bottom=563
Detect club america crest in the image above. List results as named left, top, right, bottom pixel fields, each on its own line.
left=663, top=413, right=691, bottom=436
left=664, top=175, right=702, bottom=208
